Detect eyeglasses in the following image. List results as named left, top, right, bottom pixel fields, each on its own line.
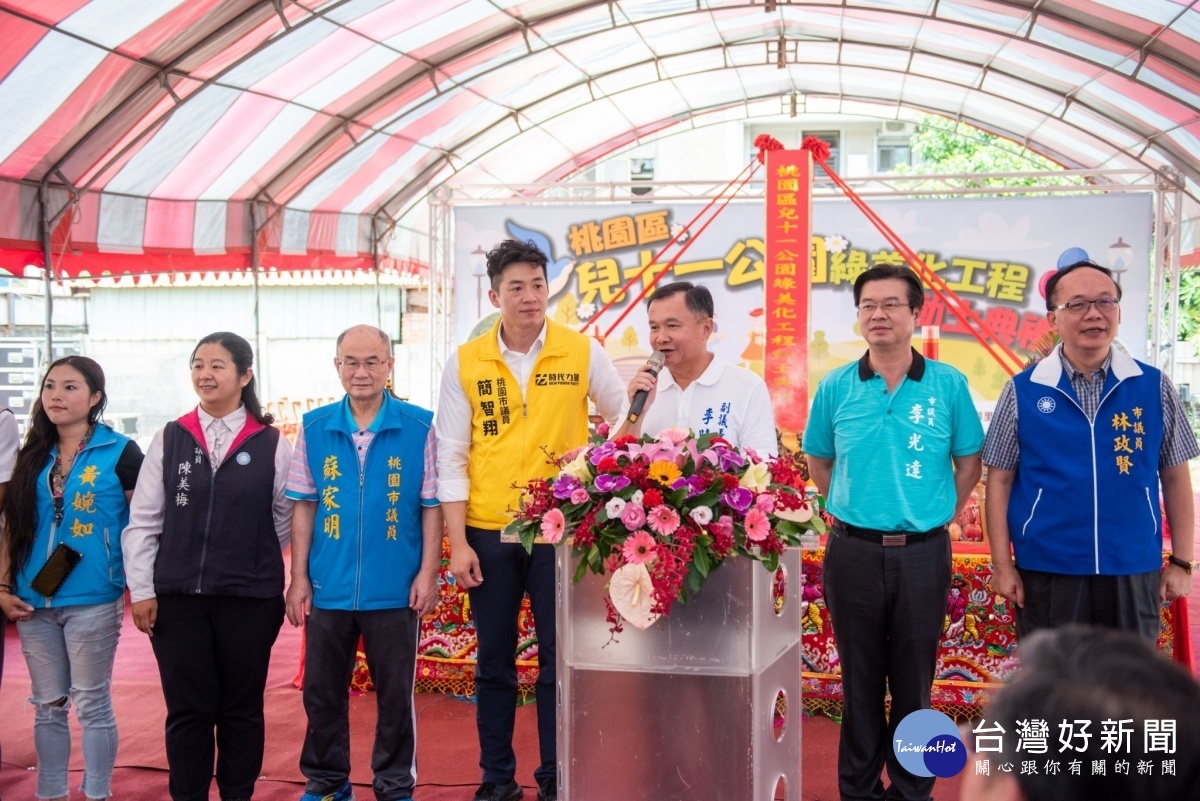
left=1050, top=298, right=1120, bottom=315
left=856, top=301, right=910, bottom=314
left=337, top=358, right=388, bottom=373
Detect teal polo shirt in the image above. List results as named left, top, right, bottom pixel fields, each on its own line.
left=803, top=349, right=984, bottom=532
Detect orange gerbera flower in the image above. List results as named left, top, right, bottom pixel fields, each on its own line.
left=647, top=460, right=682, bottom=486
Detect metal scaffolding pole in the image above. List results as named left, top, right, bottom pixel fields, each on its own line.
left=428, top=187, right=452, bottom=407
left=38, top=186, right=55, bottom=365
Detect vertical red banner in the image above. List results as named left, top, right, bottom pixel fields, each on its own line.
left=764, top=149, right=812, bottom=436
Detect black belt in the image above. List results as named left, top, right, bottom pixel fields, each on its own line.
left=834, top=522, right=946, bottom=546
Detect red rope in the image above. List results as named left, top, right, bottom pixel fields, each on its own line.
left=800, top=136, right=1024, bottom=376
left=581, top=157, right=760, bottom=337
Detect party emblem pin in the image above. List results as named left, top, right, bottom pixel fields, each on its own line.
left=236, top=452, right=251, bottom=466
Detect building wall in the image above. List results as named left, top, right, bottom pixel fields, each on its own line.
left=81, top=283, right=416, bottom=446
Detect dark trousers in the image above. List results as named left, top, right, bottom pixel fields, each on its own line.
left=301, top=605, right=420, bottom=801
left=823, top=531, right=951, bottom=801
left=151, top=594, right=284, bottom=801
left=466, top=526, right=556, bottom=785
left=1015, top=568, right=1161, bottom=643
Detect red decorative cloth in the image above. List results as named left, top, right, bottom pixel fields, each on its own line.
left=753, top=133, right=784, bottom=164
left=800, top=135, right=831, bottom=163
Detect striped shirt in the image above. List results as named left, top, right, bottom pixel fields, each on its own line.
left=983, top=349, right=1199, bottom=471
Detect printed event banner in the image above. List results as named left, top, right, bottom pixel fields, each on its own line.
left=453, top=192, right=1152, bottom=420
left=764, top=148, right=813, bottom=434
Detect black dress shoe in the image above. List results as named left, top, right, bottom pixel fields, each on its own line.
left=473, top=781, right=523, bottom=801
left=536, top=779, right=557, bottom=801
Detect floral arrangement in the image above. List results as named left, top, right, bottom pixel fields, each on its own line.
left=503, top=427, right=826, bottom=632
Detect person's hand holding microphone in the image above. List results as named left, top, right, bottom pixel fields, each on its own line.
left=625, top=351, right=666, bottom=431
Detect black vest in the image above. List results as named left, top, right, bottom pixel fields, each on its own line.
left=155, top=421, right=283, bottom=598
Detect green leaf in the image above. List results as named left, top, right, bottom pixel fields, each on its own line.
left=573, top=557, right=589, bottom=583
left=518, top=528, right=536, bottom=553
left=694, top=546, right=710, bottom=578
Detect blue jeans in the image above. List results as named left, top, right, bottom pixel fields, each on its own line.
left=17, top=596, right=123, bottom=800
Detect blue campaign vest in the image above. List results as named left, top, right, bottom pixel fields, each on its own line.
left=16, top=424, right=133, bottom=607
left=1009, top=346, right=1164, bottom=575
left=299, top=393, right=433, bottom=611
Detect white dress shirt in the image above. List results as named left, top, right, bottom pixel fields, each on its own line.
left=0, top=408, right=18, bottom=482
left=435, top=320, right=625, bottom=503
left=121, top=405, right=294, bottom=603
left=621, top=356, right=778, bottom=457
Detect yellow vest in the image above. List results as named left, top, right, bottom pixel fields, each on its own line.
left=458, top=319, right=592, bottom=529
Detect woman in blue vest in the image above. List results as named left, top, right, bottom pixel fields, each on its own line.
left=0, top=356, right=143, bottom=801
left=122, top=331, right=292, bottom=801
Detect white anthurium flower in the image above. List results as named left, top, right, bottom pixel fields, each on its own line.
left=609, top=562, right=660, bottom=630
left=738, top=460, right=772, bottom=492
left=561, top=451, right=593, bottom=483
left=775, top=504, right=815, bottom=523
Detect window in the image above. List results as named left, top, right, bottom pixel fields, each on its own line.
left=631, top=158, right=654, bottom=196
left=877, top=143, right=912, bottom=171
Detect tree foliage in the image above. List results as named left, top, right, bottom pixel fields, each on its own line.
left=893, top=113, right=1200, bottom=350
left=1175, top=270, right=1200, bottom=350
left=891, top=113, right=1086, bottom=190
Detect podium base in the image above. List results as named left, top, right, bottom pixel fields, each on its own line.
left=558, top=549, right=803, bottom=801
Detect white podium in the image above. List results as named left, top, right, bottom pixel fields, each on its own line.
left=557, top=546, right=802, bottom=800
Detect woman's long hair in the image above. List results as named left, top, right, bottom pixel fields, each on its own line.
left=2, top=356, right=107, bottom=577
left=191, top=332, right=273, bottom=425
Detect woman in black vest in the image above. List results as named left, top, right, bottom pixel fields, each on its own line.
left=122, top=332, right=294, bottom=801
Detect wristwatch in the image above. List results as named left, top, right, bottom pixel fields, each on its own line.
left=1167, top=554, right=1198, bottom=574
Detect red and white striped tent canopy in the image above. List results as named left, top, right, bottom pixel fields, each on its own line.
left=2, top=0, right=1199, bottom=280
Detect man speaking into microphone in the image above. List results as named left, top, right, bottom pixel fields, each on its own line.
left=613, top=281, right=777, bottom=455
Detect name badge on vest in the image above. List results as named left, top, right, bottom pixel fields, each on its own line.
left=236, top=452, right=251, bottom=466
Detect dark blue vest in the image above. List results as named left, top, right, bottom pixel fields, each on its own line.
left=156, top=412, right=283, bottom=598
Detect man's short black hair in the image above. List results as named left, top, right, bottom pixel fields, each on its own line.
left=1044, top=259, right=1122, bottom=311
left=486, top=239, right=548, bottom=290
left=647, top=281, right=714, bottom=319
left=981, top=625, right=1200, bottom=801
left=852, top=264, right=925, bottom=312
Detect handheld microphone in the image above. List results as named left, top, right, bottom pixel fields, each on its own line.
left=627, top=351, right=666, bottom=424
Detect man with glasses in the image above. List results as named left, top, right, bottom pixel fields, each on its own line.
left=803, top=264, right=983, bottom=801
left=285, top=324, right=443, bottom=801
left=613, top=281, right=777, bottom=455
left=983, top=259, right=1198, bottom=641
left=436, top=239, right=624, bottom=801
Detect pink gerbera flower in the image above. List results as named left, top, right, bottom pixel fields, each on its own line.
left=621, top=531, right=658, bottom=565
left=646, top=505, right=681, bottom=536
left=744, top=508, right=770, bottom=542
left=540, top=508, right=566, bottom=543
